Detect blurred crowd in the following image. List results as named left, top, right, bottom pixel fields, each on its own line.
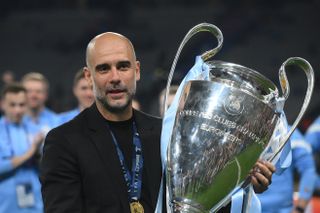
left=0, top=68, right=320, bottom=213
left=0, top=69, right=94, bottom=212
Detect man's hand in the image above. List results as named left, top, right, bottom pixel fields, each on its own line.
left=11, top=133, right=45, bottom=169
left=250, top=160, right=275, bottom=193
left=28, top=132, right=45, bottom=159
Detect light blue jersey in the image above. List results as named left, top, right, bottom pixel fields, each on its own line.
left=306, top=116, right=320, bottom=189
left=306, top=116, right=320, bottom=151
left=0, top=118, right=43, bottom=213
left=258, top=128, right=316, bottom=213
left=23, top=108, right=60, bottom=136
left=58, top=108, right=80, bottom=124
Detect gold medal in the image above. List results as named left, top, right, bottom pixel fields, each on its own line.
left=130, top=201, right=144, bottom=213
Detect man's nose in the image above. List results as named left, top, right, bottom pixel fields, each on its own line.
left=110, top=67, right=121, bottom=83
left=14, top=106, right=23, bottom=114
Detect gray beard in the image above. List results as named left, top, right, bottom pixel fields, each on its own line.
left=96, top=94, right=133, bottom=114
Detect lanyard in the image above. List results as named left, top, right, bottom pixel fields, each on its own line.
left=108, top=121, right=144, bottom=202
left=2, top=119, right=30, bottom=158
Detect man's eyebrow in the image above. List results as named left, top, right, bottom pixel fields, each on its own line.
left=117, top=60, right=131, bottom=66
left=95, top=63, right=109, bottom=71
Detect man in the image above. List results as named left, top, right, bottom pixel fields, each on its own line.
left=22, top=72, right=60, bottom=135
left=258, top=127, right=316, bottom=213
left=40, top=32, right=275, bottom=213
left=0, top=83, right=43, bottom=212
left=59, top=69, right=94, bottom=124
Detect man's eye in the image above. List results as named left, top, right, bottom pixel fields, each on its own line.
left=117, top=62, right=131, bottom=71
left=96, top=64, right=109, bottom=72
left=119, top=66, right=129, bottom=71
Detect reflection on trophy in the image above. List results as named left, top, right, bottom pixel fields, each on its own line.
left=164, top=23, right=314, bottom=212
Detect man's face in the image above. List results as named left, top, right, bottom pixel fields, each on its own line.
left=84, top=35, right=140, bottom=113
left=23, top=80, right=47, bottom=110
left=2, top=91, right=27, bottom=123
left=73, top=78, right=94, bottom=109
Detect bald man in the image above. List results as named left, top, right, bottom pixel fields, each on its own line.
left=40, top=32, right=162, bottom=213
left=40, top=32, right=274, bottom=213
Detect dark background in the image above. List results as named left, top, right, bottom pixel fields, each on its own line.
left=0, top=0, right=319, bottom=130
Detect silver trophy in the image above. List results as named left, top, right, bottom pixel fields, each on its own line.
left=164, top=23, right=314, bottom=212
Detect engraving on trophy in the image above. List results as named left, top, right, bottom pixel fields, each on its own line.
left=223, top=94, right=244, bottom=116
left=200, top=123, right=242, bottom=144
left=179, top=109, right=262, bottom=144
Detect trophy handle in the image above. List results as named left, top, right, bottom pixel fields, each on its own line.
left=163, top=23, right=223, bottom=114
left=268, top=57, right=314, bottom=162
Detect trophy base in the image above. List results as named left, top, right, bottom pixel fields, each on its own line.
left=170, top=199, right=207, bottom=213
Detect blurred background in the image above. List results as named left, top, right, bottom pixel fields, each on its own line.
left=0, top=0, right=319, bottom=131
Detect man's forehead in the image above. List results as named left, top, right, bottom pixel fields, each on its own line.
left=94, top=40, right=131, bottom=56
left=4, top=92, right=26, bottom=100
left=23, top=80, right=47, bottom=90
left=90, top=50, right=134, bottom=69
left=24, top=80, right=44, bottom=86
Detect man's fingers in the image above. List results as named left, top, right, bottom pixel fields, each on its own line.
left=263, top=161, right=276, bottom=173
left=251, top=174, right=269, bottom=193
left=250, top=160, right=275, bottom=193
left=255, top=161, right=275, bottom=180
left=253, top=171, right=270, bottom=186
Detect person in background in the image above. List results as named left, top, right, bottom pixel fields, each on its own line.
left=258, top=127, right=316, bottom=213
left=59, top=69, right=94, bottom=124
left=305, top=116, right=320, bottom=194
left=0, top=83, right=44, bottom=213
left=21, top=72, right=60, bottom=136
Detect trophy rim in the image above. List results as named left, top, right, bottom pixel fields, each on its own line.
left=207, top=60, right=276, bottom=86
left=206, top=60, right=279, bottom=106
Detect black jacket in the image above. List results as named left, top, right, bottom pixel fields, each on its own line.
left=40, top=104, right=162, bottom=213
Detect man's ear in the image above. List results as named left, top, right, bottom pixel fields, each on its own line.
left=83, top=67, right=93, bottom=87
left=135, top=61, right=141, bottom=81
